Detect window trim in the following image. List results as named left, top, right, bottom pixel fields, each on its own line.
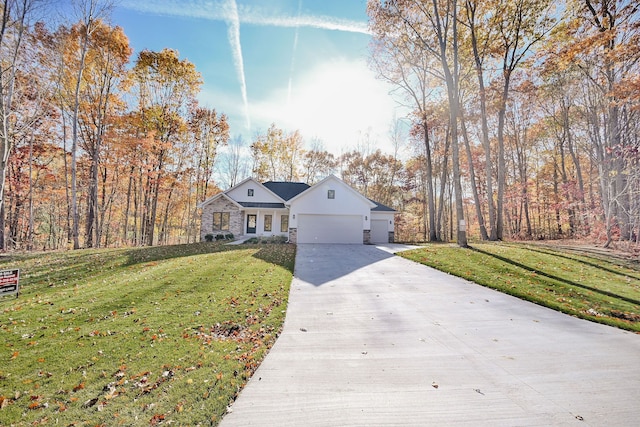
left=213, top=212, right=230, bottom=231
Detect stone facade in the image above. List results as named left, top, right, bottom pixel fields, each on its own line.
left=388, top=231, right=395, bottom=243
left=200, top=197, right=243, bottom=241
left=288, top=228, right=297, bottom=244
left=363, top=229, right=371, bottom=244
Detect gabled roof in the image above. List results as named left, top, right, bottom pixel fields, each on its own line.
left=197, top=192, right=243, bottom=209
left=262, top=181, right=310, bottom=201
left=370, top=199, right=396, bottom=212
left=286, top=175, right=377, bottom=208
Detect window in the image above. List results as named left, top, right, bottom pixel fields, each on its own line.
left=213, top=212, right=230, bottom=231
left=248, top=189, right=254, bottom=197
left=328, top=189, right=335, bottom=199
left=280, top=215, right=289, bottom=232
left=264, top=215, right=272, bottom=232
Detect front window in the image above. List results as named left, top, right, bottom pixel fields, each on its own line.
left=264, top=215, right=272, bottom=232
left=213, top=212, right=230, bottom=231
left=280, top=215, right=289, bottom=232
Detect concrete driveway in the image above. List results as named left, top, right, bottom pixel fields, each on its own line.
left=220, top=244, right=640, bottom=426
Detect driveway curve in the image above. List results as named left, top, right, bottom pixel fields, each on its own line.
left=220, top=244, right=640, bottom=426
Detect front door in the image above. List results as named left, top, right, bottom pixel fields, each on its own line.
left=246, top=214, right=257, bottom=234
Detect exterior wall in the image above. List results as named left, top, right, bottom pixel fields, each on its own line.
left=244, top=210, right=289, bottom=237
left=288, top=227, right=297, bottom=243
left=289, top=177, right=373, bottom=232
left=226, top=179, right=282, bottom=204
left=371, top=212, right=395, bottom=232
left=200, top=197, right=242, bottom=240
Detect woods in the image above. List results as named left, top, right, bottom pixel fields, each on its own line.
left=367, top=0, right=639, bottom=249
left=0, top=0, right=638, bottom=252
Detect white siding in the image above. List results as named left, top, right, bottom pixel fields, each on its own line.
left=226, top=179, right=282, bottom=203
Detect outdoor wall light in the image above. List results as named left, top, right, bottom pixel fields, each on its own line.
left=292, top=214, right=295, bottom=219
left=365, top=216, right=368, bottom=221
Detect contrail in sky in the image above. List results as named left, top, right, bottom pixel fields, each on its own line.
left=224, top=0, right=251, bottom=131
left=121, top=0, right=370, bottom=133
left=121, top=0, right=370, bottom=34
left=287, top=0, right=303, bottom=108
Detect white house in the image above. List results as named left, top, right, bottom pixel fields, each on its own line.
left=198, top=175, right=395, bottom=244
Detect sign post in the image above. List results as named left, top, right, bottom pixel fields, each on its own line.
left=0, top=269, right=20, bottom=298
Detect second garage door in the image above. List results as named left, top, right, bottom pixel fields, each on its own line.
left=297, top=214, right=363, bottom=244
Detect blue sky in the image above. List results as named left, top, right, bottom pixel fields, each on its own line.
left=112, top=0, right=402, bottom=155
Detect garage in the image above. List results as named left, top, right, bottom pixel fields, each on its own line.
left=370, top=219, right=389, bottom=244
left=297, top=214, right=363, bottom=244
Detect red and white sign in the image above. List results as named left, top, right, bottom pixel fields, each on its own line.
left=0, top=269, right=19, bottom=297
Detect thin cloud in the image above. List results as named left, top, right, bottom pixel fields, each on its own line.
left=225, top=0, right=251, bottom=131
left=121, top=0, right=370, bottom=34
left=287, top=0, right=303, bottom=107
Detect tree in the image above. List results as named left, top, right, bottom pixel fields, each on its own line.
left=132, top=48, right=202, bottom=245
left=67, top=0, right=114, bottom=249
left=369, top=0, right=468, bottom=247
left=302, top=139, right=336, bottom=184
left=217, top=134, right=248, bottom=189
left=250, top=123, right=305, bottom=182
left=0, top=0, right=47, bottom=250
left=491, top=0, right=557, bottom=240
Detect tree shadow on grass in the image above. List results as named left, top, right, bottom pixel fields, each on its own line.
left=513, top=245, right=640, bottom=280
left=471, top=247, right=640, bottom=306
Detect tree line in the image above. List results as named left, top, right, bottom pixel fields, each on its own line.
left=365, top=0, right=639, bottom=249
left=1, top=0, right=638, bottom=252
left=1, top=0, right=229, bottom=250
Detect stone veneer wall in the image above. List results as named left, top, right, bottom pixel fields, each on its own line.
left=288, top=228, right=297, bottom=244
left=200, top=198, right=243, bottom=241
left=363, top=229, right=371, bottom=244
left=388, top=231, right=395, bottom=243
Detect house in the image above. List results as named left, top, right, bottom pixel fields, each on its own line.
left=198, top=175, right=395, bottom=244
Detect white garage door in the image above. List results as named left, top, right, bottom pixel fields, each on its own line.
left=297, top=214, right=362, bottom=244
left=370, top=219, right=389, bottom=244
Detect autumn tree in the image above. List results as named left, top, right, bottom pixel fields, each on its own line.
left=132, top=48, right=202, bottom=246
left=0, top=0, right=49, bottom=250
left=251, top=123, right=305, bottom=182
left=65, top=0, right=114, bottom=249
left=557, top=0, right=640, bottom=245
left=217, top=134, right=249, bottom=189
left=302, top=140, right=337, bottom=185
left=369, top=0, right=468, bottom=247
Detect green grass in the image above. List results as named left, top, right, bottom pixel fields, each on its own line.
left=0, top=242, right=295, bottom=426
left=401, top=242, right=640, bottom=332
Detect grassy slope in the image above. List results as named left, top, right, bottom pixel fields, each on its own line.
left=401, top=242, right=640, bottom=332
left=0, top=242, right=295, bottom=426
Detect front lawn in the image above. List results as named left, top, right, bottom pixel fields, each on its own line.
left=401, top=242, right=640, bottom=332
left=0, top=242, right=295, bottom=426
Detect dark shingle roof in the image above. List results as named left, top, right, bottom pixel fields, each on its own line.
left=262, top=181, right=310, bottom=201
left=370, top=199, right=396, bottom=212
left=238, top=202, right=286, bottom=209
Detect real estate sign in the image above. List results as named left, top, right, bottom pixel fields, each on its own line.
left=0, top=269, right=20, bottom=298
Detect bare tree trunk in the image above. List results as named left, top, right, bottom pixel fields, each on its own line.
left=460, top=111, right=489, bottom=240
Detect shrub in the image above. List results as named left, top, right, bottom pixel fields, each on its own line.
left=225, top=233, right=234, bottom=240
left=215, top=234, right=225, bottom=241
left=204, top=234, right=214, bottom=242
